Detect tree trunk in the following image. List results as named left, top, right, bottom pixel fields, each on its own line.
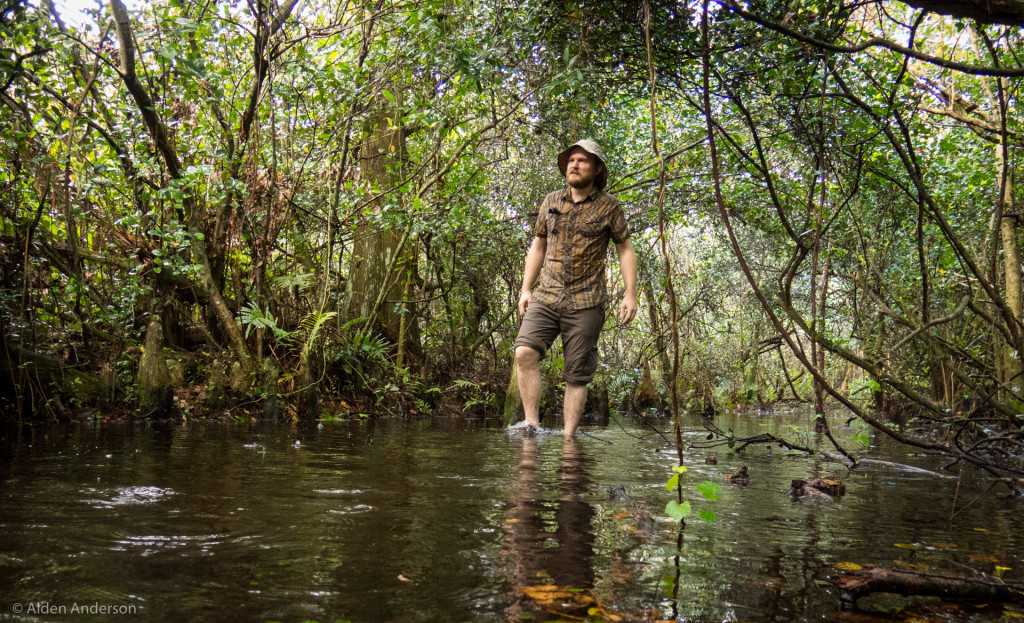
left=873, top=311, right=886, bottom=412
left=137, top=319, right=173, bottom=417
left=742, top=318, right=761, bottom=405
left=345, top=107, right=420, bottom=360
left=296, top=355, right=319, bottom=420
left=644, top=273, right=671, bottom=378
left=997, top=144, right=1023, bottom=400
left=260, top=359, right=281, bottom=421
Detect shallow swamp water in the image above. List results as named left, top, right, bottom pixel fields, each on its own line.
left=1, top=410, right=1021, bottom=622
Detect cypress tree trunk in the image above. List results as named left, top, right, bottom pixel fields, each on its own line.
left=296, top=355, right=319, bottom=420
left=137, top=319, right=173, bottom=417
left=345, top=106, right=420, bottom=360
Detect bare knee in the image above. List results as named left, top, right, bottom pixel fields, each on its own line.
left=515, top=345, right=540, bottom=369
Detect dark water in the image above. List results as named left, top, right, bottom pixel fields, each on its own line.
left=1, top=411, right=1021, bottom=622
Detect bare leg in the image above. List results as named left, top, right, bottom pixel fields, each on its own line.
left=563, top=383, right=587, bottom=437
left=515, top=346, right=542, bottom=426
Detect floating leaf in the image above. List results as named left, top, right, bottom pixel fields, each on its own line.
left=834, top=562, right=864, bottom=571
left=1003, top=610, right=1024, bottom=619
left=893, top=543, right=920, bottom=550
left=974, top=527, right=990, bottom=533
left=969, top=554, right=1001, bottom=564
left=995, top=566, right=1012, bottom=577
left=610, top=513, right=632, bottom=518
left=520, top=585, right=572, bottom=601
left=518, top=584, right=591, bottom=606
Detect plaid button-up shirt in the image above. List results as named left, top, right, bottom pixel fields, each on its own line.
left=532, top=188, right=630, bottom=312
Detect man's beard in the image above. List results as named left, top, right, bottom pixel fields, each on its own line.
left=567, top=171, right=596, bottom=189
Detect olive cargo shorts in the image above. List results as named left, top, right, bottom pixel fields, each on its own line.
left=514, top=302, right=605, bottom=385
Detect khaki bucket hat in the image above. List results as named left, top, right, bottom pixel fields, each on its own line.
left=557, top=139, right=608, bottom=190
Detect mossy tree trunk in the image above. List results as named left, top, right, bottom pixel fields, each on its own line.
left=345, top=103, right=420, bottom=362
left=997, top=143, right=1023, bottom=404
left=137, top=319, right=173, bottom=417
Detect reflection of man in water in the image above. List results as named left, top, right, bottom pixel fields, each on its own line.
left=501, top=438, right=596, bottom=619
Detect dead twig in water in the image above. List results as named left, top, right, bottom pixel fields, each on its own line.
left=817, top=450, right=956, bottom=479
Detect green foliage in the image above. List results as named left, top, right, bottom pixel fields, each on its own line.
left=1, top=0, right=1022, bottom=452
left=853, top=429, right=871, bottom=450
left=695, top=481, right=721, bottom=502
left=664, top=465, right=717, bottom=524
left=297, top=312, right=338, bottom=360
left=329, top=328, right=390, bottom=376
left=665, top=464, right=687, bottom=492
left=239, top=305, right=290, bottom=341
left=449, top=379, right=493, bottom=412
left=664, top=500, right=691, bottom=522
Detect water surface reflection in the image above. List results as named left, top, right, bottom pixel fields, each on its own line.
left=0, top=414, right=1021, bottom=622
left=502, top=437, right=596, bottom=619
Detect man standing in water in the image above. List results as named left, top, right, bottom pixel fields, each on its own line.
left=513, top=139, right=638, bottom=437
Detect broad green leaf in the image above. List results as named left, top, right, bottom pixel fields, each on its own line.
left=665, top=500, right=691, bottom=522
left=695, top=480, right=721, bottom=501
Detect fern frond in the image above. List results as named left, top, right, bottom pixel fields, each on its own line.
left=300, top=311, right=338, bottom=360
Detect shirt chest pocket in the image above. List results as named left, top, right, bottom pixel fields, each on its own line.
left=579, top=214, right=607, bottom=238
left=546, top=211, right=563, bottom=236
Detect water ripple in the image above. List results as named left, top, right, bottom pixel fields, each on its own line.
left=83, top=486, right=175, bottom=508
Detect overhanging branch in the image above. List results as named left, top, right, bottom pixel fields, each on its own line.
left=718, top=0, right=1024, bottom=77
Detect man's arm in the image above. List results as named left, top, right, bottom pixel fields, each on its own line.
left=518, top=236, right=547, bottom=316
left=615, top=239, right=638, bottom=324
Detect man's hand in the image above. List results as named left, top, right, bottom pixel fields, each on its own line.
left=518, top=290, right=533, bottom=317
left=614, top=240, right=638, bottom=325
left=618, top=294, right=638, bottom=325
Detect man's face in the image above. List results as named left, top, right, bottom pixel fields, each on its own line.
left=565, top=148, right=600, bottom=189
